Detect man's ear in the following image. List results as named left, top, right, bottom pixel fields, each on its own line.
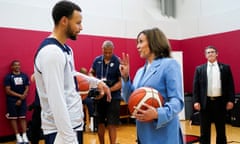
left=60, top=16, right=68, bottom=26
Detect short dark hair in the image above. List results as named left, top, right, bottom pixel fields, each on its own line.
left=52, top=0, right=82, bottom=25
left=137, top=27, right=171, bottom=59
left=11, top=60, right=20, bottom=66
left=205, top=45, right=218, bottom=54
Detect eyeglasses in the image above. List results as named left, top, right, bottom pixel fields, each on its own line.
left=206, top=51, right=216, bottom=54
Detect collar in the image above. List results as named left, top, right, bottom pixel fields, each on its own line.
left=208, top=61, right=218, bottom=66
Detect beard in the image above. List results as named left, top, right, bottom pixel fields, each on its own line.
left=69, top=34, right=77, bottom=40
left=66, top=25, right=77, bottom=40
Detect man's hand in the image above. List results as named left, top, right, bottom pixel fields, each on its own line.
left=15, top=99, right=22, bottom=106
left=226, top=102, right=234, bottom=110
left=19, top=94, right=27, bottom=100
left=193, top=102, right=201, bottom=111
left=96, top=81, right=112, bottom=102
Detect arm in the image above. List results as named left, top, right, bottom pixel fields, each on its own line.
left=225, top=65, right=235, bottom=110
left=121, top=78, right=134, bottom=102
left=74, top=71, right=112, bottom=102
left=22, top=74, right=30, bottom=99
left=156, top=60, right=184, bottom=127
left=5, top=86, right=24, bottom=99
left=86, top=62, right=112, bottom=101
left=226, top=65, right=235, bottom=102
left=88, top=68, right=95, bottom=77
left=119, top=53, right=133, bottom=102
left=192, top=66, right=201, bottom=111
left=4, top=78, right=29, bottom=100
left=109, top=77, right=121, bottom=92
left=22, top=85, right=29, bottom=100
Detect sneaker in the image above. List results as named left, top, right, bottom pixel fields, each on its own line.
left=16, top=138, right=23, bottom=144
left=22, top=136, right=29, bottom=143
left=22, top=132, right=29, bottom=143
left=16, top=135, right=23, bottom=144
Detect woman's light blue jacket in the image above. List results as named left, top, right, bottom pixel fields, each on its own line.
left=122, top=58, right=184, bottom=144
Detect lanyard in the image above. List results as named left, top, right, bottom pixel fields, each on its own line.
left=101, top=57, right=110, bottom=80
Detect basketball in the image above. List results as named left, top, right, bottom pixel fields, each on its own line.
left=75, top=75, right=90, bottom=100
left=128, top=87, right=164, bottom=117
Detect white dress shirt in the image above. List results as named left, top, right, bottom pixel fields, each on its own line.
left=207, top=61, right=221, bottom=97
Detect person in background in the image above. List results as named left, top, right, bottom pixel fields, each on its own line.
left=4, top=60, right=30, bottom=144
left=89, top=40, right=122, bottom=144
left=119, top=27, right=184, bottom=144
left=192, top=46, right=235, bottom=144
left=29, top=74, right=42, bottom=144
left=34, top=1, right=111, bottom=144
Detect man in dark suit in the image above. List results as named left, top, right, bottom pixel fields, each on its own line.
left=192, top=45, right=235, bottom=144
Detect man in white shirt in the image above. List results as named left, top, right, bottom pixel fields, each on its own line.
left=193, top=46, right=235, bottom=144
left=34, top=1, right=111, bottom=144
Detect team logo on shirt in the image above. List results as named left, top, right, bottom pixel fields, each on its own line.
left=110, top=62, right=114, bottom=67
left=14, top=77, right=23, bottom=85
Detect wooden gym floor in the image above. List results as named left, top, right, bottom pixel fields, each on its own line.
left=1, top=120, right=240, bottom=144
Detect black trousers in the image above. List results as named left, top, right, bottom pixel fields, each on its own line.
left=199, top=97, right=227, bottom=144
left=31, top=106, right=42, bottom=144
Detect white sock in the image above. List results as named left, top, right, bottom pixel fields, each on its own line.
left=16, top=133, right=23, bottom=142
left=22, top=132, right=29, bottom=142
left=90, top=117, right=94, bottom=132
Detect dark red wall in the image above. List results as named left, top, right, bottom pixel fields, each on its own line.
left=181, top=30, right=240, bottom=93
left=0, top=28, right=147, bottom=136
left=0, top=27, right=239, bottom=137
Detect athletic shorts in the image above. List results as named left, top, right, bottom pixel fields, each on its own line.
left=45, top=131, right=83, bottom=144
left=6, top=99, right=27, bottom=119
left=96, top=98, right=120, bottom=125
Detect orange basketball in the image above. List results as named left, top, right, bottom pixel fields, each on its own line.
left=75, top=75, right=90, bottom=100
left=128, top=87, right=164, bottom=117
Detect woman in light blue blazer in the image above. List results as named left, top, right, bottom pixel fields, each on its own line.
left=119, top=27, right=184, bottom=144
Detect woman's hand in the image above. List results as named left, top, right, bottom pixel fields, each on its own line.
left=119, top=53, right=130, bottom=81
left=134, top=103, right=158, bottom=122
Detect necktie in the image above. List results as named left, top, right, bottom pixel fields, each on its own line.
left=208, top=64, right=214, bottom=96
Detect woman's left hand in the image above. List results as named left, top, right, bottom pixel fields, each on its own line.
left=134, top=103, right=158, bottom=122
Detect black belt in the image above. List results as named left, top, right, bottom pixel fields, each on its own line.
left=207, top=96, right=222, bottom=101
